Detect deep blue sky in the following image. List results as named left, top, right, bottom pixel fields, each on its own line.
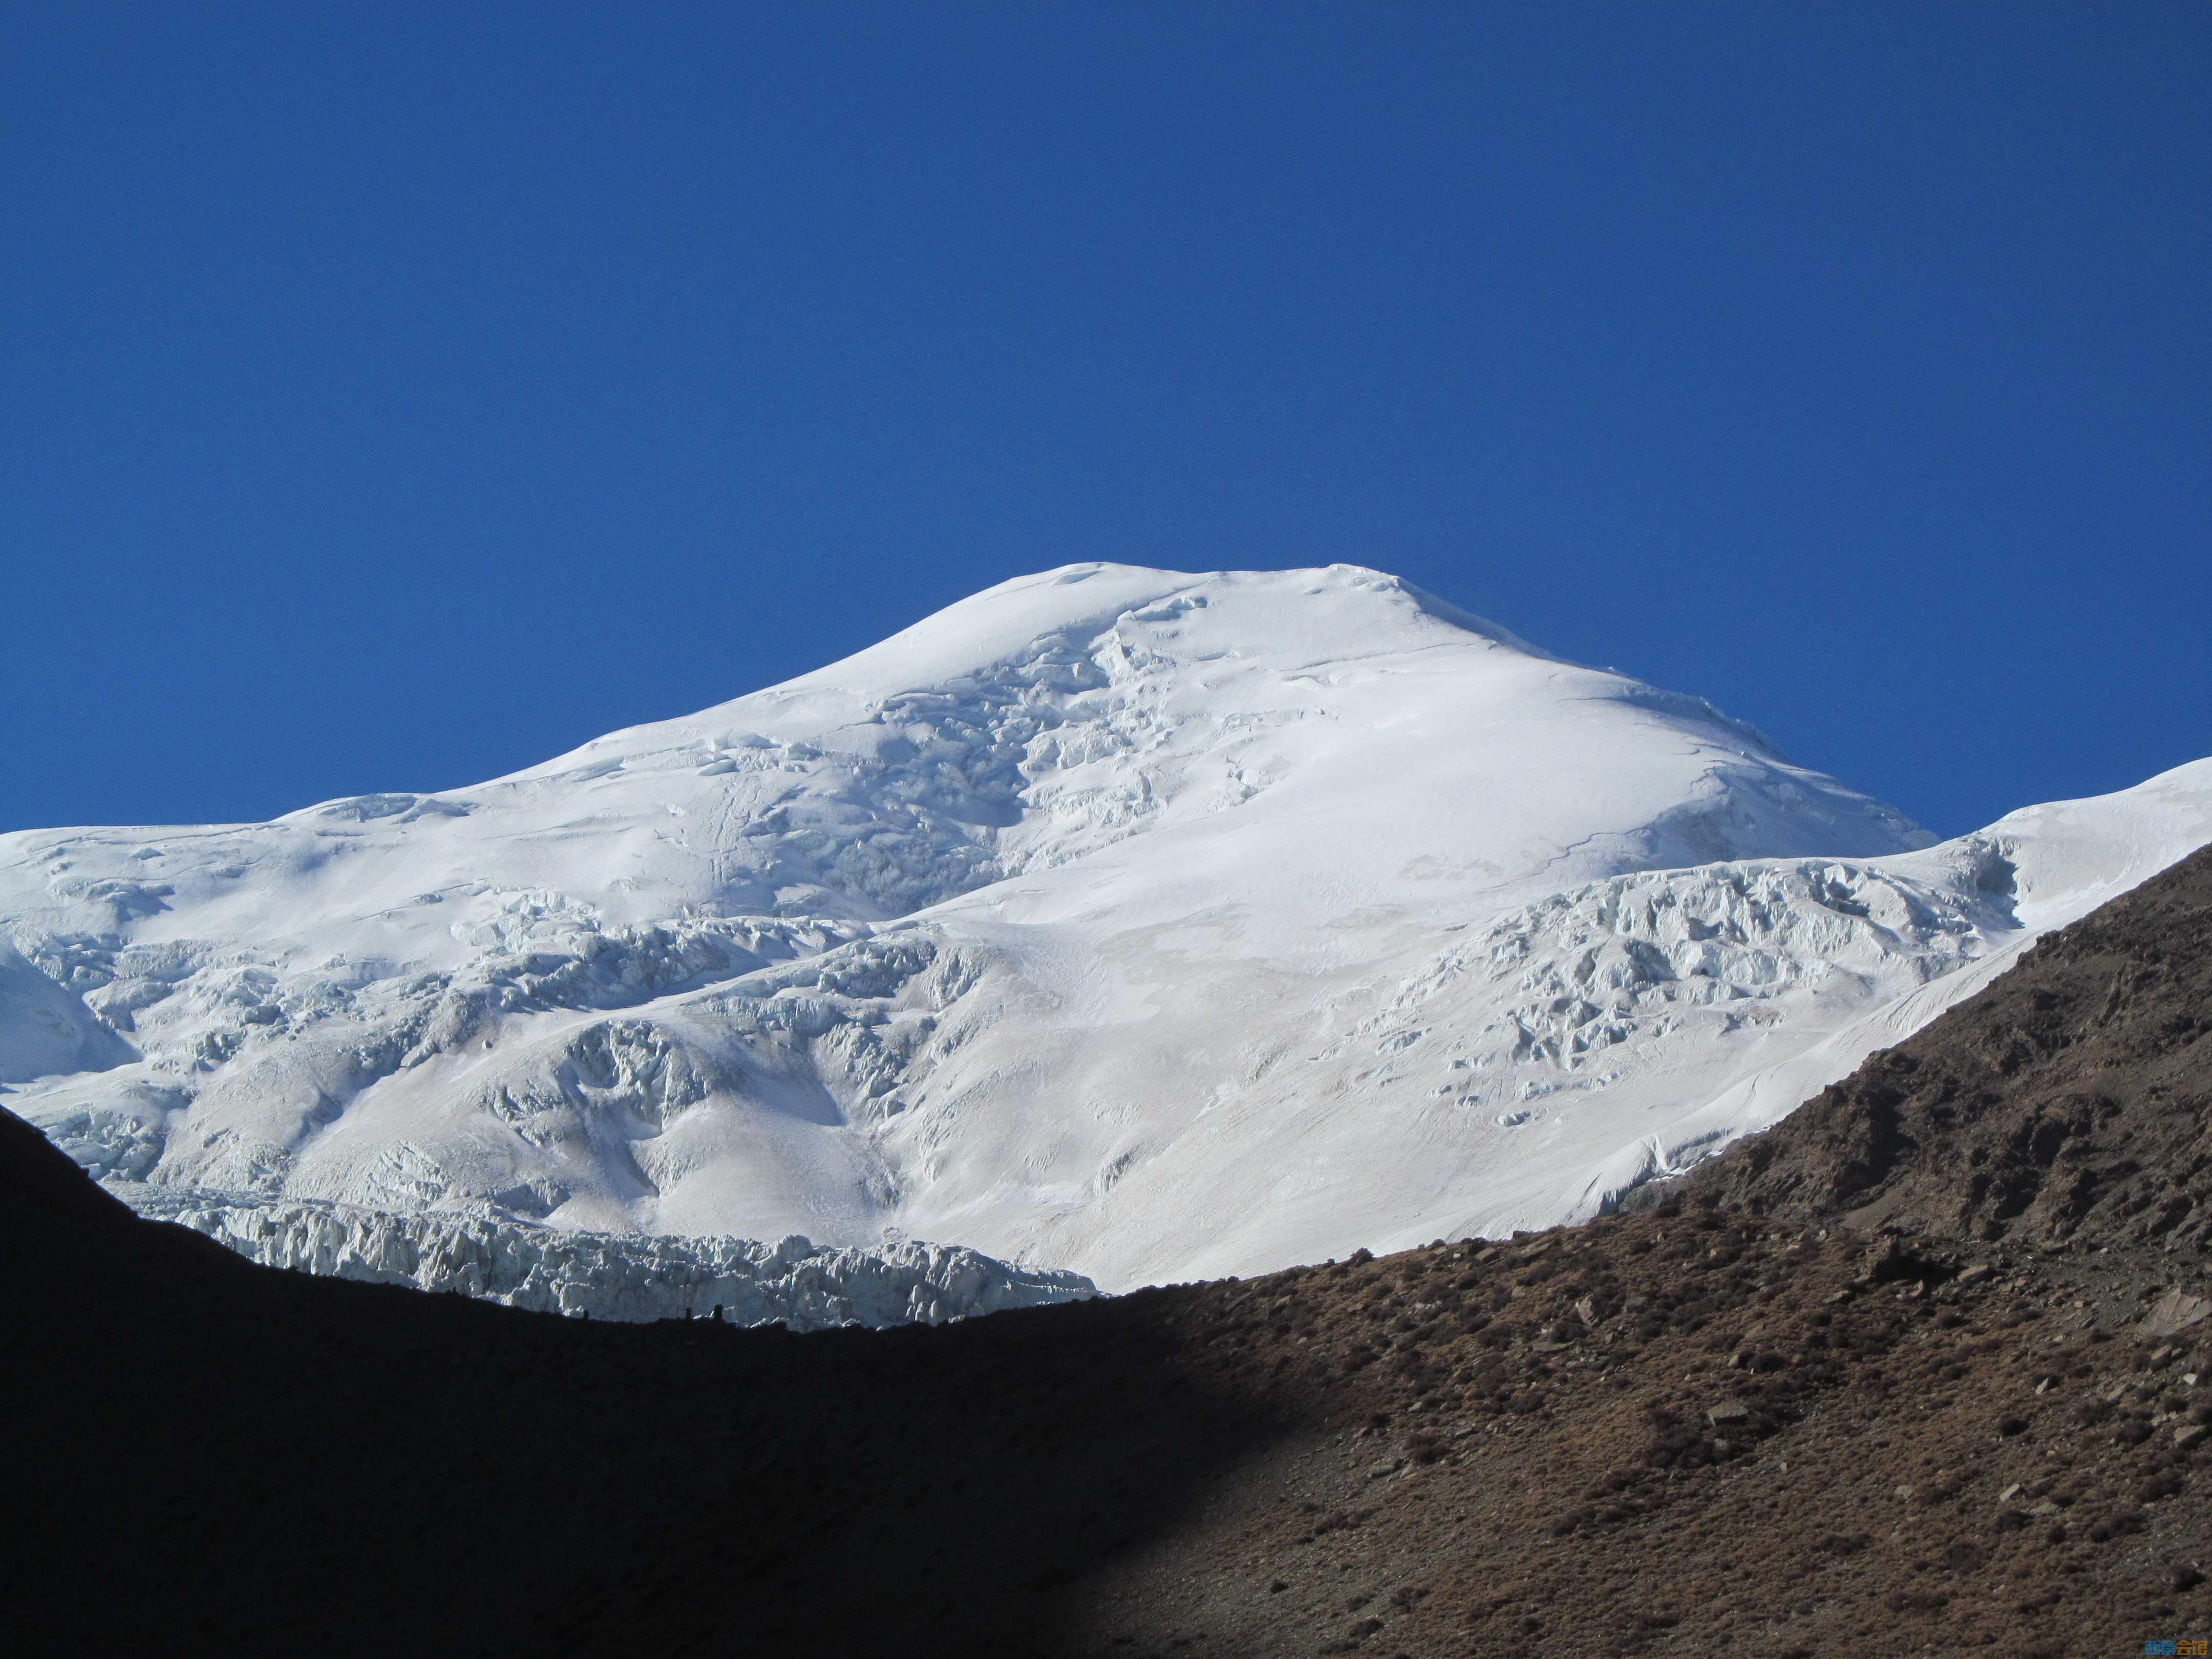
left=5, top=3, right=2206, bottom=839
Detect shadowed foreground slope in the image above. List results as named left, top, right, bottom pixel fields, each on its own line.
left=10, top=847, right=2212, bottom=1656
left=0, top=1105, right=1280, bottom=1657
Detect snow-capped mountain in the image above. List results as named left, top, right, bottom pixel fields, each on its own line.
left=5, top=563, right=2207, bottom=1299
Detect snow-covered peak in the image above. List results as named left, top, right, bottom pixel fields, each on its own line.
left=539, top=563, right=1551, bottom=762
left=0, top=562, right=1926, bottom=969
left=14, top=563, right=2191, bottom=1303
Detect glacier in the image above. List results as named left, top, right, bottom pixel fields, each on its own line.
left=113, top=1182, right=1092, bottom=1328
left=4, top=562, right=2208, bottom=1303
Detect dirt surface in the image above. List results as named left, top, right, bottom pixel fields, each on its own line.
left=9, top=847, right=2212, bottom=1657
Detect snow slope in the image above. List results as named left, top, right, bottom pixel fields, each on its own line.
left=4, top=563, right=2206, bottom=1296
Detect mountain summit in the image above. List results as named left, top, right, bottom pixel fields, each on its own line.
left=3, top=565, right=2206, bottom=1292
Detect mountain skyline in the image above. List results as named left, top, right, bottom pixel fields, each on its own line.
left=7, top=563, right=2207, bottom=1298
left=12, top=11, right=2208, bottom=1653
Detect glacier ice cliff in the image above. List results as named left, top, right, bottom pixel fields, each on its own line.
left=111, top=1181, right=1094, bottom=1328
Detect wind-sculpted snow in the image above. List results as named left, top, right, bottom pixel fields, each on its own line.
left=111, top=1182, right=1094, bottom=1327
left=4, top=563, right=2209, bottom=1295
